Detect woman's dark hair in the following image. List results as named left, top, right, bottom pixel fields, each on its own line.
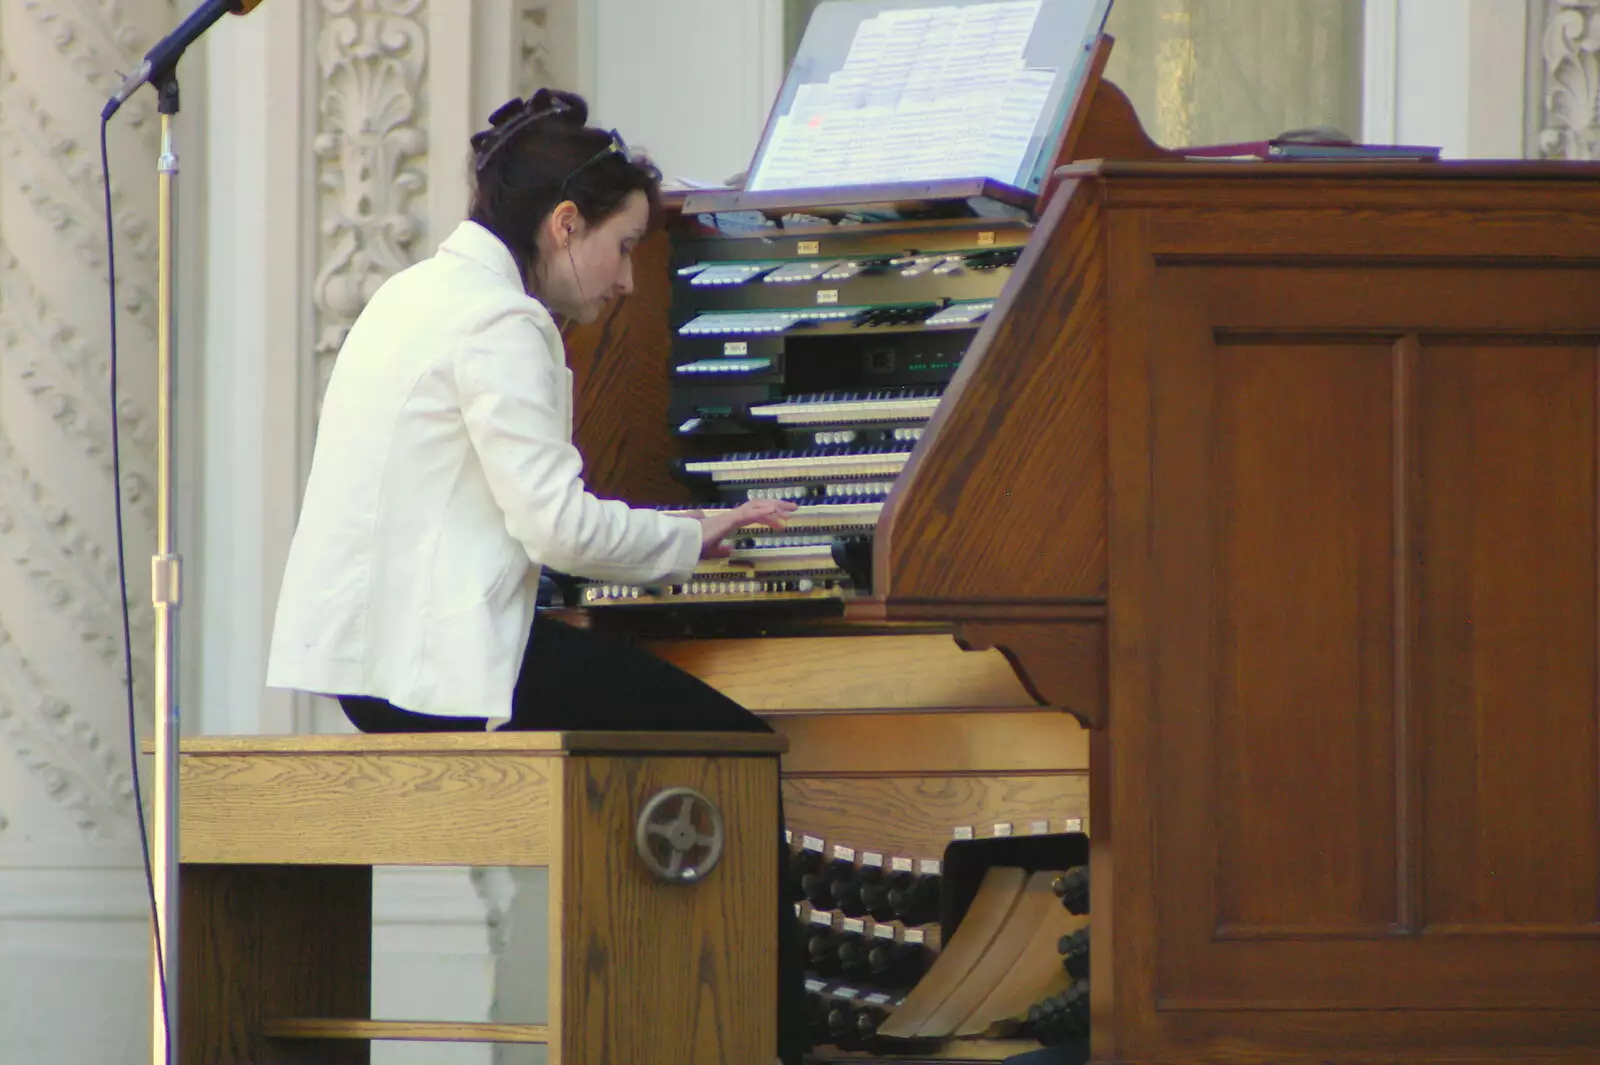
left=468, top=88, right=663, bottom=278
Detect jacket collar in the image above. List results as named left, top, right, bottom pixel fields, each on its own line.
left=438, top=222, right=552, bottom=307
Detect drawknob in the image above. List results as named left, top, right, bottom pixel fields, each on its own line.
left=634, top=787, right=725, bottom=883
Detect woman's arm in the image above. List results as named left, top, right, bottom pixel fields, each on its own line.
left=453, top=308, right=702, bottom=583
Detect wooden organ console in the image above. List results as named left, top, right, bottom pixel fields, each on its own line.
left=556, top=54, right=1600, bottom=1065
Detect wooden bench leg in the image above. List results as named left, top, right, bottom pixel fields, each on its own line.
left=557, top=754, right=778, bottom=1065
left=180, top=864, right=373, bottom=1064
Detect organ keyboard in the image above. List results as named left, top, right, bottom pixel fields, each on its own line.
left=747, top=388, right=944, bottom=426
left=681, top=443, right=915, bottom=484
left=567, top=195, right=1029, bottom=613
left=556, top=41, right=1600, bottom=1065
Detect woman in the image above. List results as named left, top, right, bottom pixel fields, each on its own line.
left=267, top=89, right=807, bottom=1063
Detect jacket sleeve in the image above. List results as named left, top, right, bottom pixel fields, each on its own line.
left=452, top=308, right=702, bottom=584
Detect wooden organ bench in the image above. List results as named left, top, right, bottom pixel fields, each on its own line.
left=173, top=730, right=783, bottom=1064
left=553, top=41, right=1600, bottom=1065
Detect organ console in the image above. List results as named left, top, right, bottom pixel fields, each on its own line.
left=571, top=196, right=1030, bottom=609
left=557, top=34, right=1600, bottom=1065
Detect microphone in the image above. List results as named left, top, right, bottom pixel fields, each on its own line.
left=102, top=0, right=266, bottom=120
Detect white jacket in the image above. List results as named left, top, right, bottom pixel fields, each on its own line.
left=266, top=221, right=701, bottom=718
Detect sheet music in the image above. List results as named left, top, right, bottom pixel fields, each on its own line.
left=749, top=1, right=1055, bottom=191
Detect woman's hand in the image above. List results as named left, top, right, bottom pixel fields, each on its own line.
left=697, top=499, right=798, bottom=558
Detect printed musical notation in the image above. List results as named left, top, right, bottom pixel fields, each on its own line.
left=751, top=1, right=1055, bottom=191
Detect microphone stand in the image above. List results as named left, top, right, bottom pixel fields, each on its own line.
left=148, top=69, right=183, bottom=1065
left=103, top=10, right=254, bottom=1064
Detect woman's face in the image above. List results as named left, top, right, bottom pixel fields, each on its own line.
left=534, top=191, right=649, bottom=323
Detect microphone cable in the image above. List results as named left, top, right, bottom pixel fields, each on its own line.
left=100, top=114, right=172, bottom=1065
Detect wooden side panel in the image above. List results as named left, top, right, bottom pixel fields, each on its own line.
left=564, top=226, right=682, bottom=504
left=180, top=865, right=372, bottom=1065
left=1208, top=339, right=1400, bottom=936
left=1414, top=343, right=1600, bottom=930
left=557, top=754, right=779, bottom=1065
left=179, top=754, right=555, bottom=866
left=875, top=181, right=1107, bottom=605
left=262, top=1019, right=549, bottom=1043
left=1117, top=248, right=1600, bottom=1060
left=770, top=709, right=1088, bottom=775
left=641, top=634, right=1038, bottom=711
left=784, top=775, right=1088, bottom=860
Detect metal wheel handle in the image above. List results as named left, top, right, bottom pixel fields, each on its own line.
left=634, top=787, right=725, bottom=883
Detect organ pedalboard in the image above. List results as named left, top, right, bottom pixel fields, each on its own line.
left=791, top=832, right=1092, bottom=1062
left=574, top=219, right=1029, bottom=608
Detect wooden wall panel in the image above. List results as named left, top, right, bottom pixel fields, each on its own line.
left=564, top=227, right=682, bottom=505
left=1414, top=342, right=1600, bottom=930
left=1142, top=262, right=1600, bottom=1023
left=1210, top=340, right=1399, bottom=936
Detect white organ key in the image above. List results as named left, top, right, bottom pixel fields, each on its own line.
left=695, top=501, right=882, bottom=529
left=924, top=299, right=995, bottom=326
left=763, top=260, right=842, bottom=283
left=683, top=450, right=912, bottom=483
left=688, top=261, right=783, bottom=287
left=748, top=395, right=941, bottom=425
left=678, top=306, right=865, bottom=336
left=724, top=544, right=840, bottom=571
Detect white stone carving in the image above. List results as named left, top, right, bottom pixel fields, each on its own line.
left=0, top=0, right=161, bottom=850
left=312, top=0, right=431, bottom=371
left=1537, top=0, right=1600, bottom=159
left=0, top=422, right=154, bottom=688
left=0, top=60, right=159, bottom=341
left=0, top=620, right=137, bottom=841
left=521, top=0, right=577, bottom=92
left=18, top=0, right=161, bottom=152
left=0, top=246, right=157, bottom=524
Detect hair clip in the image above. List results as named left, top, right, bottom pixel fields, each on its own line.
left=557, top=129, right=628, bottom=200
left=471, top=95, right=572, bottom=170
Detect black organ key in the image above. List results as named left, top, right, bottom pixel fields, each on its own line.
left=825, top=1000, right=857, bottom=1043
left=804, top=985, right=897, bottom=1051
left=805, top=992, right=833, bottom=1044
left=865, top=867, right=912, bottom=922
left=789, top=838, right=826, bottom=883
left=1053, top=865, right=1090, bottom=915
left=803, top=922, right=871, bottom=981
left=805, top=926, right=844, bottom=977
left=851, top=304, right=942, bottom=328
left=831, top=858, right=884, bottom=918
left=836, top=932, right=872, bottom=977
left=853, top=1004, right=888, bottom=1042
left=1059, top=927, right=1090, bottom=979
left=888, top=869, right=941, bottom=926
left=803, top=851, right=855, bottom=910
left=801, top=864, right=838, bottom=910
left=866, top=938, right=927, bottom=987
left=829, top=867, right=865, bottom=915
left=1029, top=977, right=1091, bottom=1046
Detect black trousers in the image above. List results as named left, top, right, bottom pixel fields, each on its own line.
left=339, top=614, right=808, bottom=1064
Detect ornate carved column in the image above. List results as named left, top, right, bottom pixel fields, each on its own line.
left=1534, top=0, right=1600, bottom=159
left=0, top=0, right=176, bottom=1058
left=521, top=0, right=580, bottom=92
left=311, top=0, right=431, bottom=410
